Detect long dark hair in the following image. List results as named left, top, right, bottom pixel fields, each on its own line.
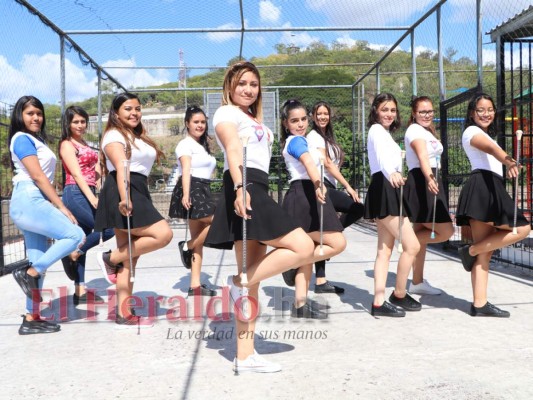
left=464, top=92, right=496, bottom=137
left=8, top=96, right=47, bottom=170
left=184, top=105, right=211, bottom=155
left=61, top=105, right=89, bottom=142
left=367, top=92, right=401, bottom=133
left=311, top=101, right=344, bottom=166
left=408, top=96, right=438, bottom=137
left=101, top=92, right=164, bottom=167
left=280, top=99, right=307, bottom=149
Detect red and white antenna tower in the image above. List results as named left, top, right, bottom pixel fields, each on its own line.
left=178, top=49, right=186, bottom=88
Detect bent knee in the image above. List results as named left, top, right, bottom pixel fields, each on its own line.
left=518, top=224, right=531, bottom=239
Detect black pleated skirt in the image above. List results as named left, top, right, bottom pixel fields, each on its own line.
left=95, top=171, right=163, bottom=231
left=168, top=176, right=216, bottom=220
left=456, top=169, right=529, bottom=227
left=404, top=168, right=452, bottom=224
left=282, top=180, right=343, bottom=233
left=204, top=168, right=299, bottom=250
left=364, top=172, right=409, bottom=219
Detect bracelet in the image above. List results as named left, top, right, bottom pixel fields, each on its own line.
left=504, top=155, right=517, bottom=165
left=428, top=173, right=435, bottom=181
left=234, top=183, right=243, bottom=191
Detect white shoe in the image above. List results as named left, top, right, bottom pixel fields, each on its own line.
left=233, top=351, right=282, bottom=373
left=227, top=275, right=250, bottom=319
left=409, top=279, right=442, bottom=295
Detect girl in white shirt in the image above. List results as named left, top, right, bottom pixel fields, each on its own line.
left=307, top=101, right=364, bottom=294
left=455, top=93, right=530, bottom=317
left=364, top=93, right=421, bottom=317
left=94, top=93, right=173, bottom=327
left=403, top=96, right=453, bottom=296
left=204, top=62, right=315, bottom=373
left=169, top=106, right=217, bottom=296
left=280, top=99, right=346, bottom=317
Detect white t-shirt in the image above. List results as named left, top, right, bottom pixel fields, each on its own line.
left=404, top=124, right=443, bottom=170
left=10, top=132, right=57, bottom=184
left=367, top=123, right=402, bottom=182
left=462, top=125, right=503, bottom=176
left=212, top=105, right=273, bottom=174
left=175, top=136, right=216, bottom=180
left=283, top=135, right=322, bottom=183
left=101, top=129, right=157, bottom=176
left=307, top=129, right=338, bottom=186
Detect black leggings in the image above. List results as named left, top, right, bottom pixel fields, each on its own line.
left=315, top=180, right=364, bottom=278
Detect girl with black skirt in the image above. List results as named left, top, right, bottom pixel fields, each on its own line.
left=95, top=93, right=173, bottom=327
left=364, top=93, right=421, bottom=317
left=404, top=96, right=453, bottom=296
left=204, top=62, right=315, bottom=373
left=280, top=99, right=346, bottom=317
left=168, top=106, right=217, bottom=296
left=456, top=93, right=530, bottom=317
left=307, top=101, right=364, bottom=294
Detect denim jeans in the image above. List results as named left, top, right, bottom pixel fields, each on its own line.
left=62, top=184, right=114, bottom=284
left=10, top=181, right=85, bottom=312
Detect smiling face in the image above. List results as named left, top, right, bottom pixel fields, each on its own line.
left=22, top=104, right=44, bottom=134
left=377, top=100, right=397, bottom=130
left=413, top=100, right=434, bottom=129
left=117, top=98, right=142, bottom=130
left=186, top=112, right=207, bottom=140
left=313, top=105, right=330, bottom=132
left=471, top=98, right=495, bottom=132
left=284, top=107, right=308, bottom=136
left=69, top=113, right=88, bottom=139
left=231, top=71, right=260, bottom=111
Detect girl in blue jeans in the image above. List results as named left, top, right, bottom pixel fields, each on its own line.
left=9, top=96, right=85, bottom=335
left=60, top=106, right=114, bottom=305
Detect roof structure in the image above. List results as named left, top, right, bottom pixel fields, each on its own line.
left=489, top=5, right=533, bottom=41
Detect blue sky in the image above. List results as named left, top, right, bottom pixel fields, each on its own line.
left=1, top=0, right=531, bottom=104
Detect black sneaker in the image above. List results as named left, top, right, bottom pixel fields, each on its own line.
left=188, top=284, right=217, bottom=297
left=115, top=310, right=154, bottom=329
left=371, top=301, right=406, bottom=317
left=178, top=241, right=193, bottom=269
left=61, top=256, right=78, bottom=281
left=291, top=303, right=328, bottom=319
left=314, top=282, right=345, bottom=294
left=73, top=291, right=105, bottom=306
left=458, top=244, right=476, bottom=272
left=18, top=315, right=60, bottom=335
left=12, top=265, right=41, bottom=301
left=282, top=268, right=297, bottom=287
left=470, top=302, right=510, bottom=318
left=389, top=292, right=422, bottom=311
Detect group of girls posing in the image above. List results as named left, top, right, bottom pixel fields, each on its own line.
left=366, top=92, right=530, bottom=318
left=7, top=62, right=530, bottom=373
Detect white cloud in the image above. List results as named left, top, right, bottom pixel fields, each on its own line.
left=449, top=0, right=533, bottom=24
left=259, top=1, right=281, bottom=24
left=306, top=0, right=433, bottom=25
left=206, top=23, right=241, bottom=43
left=483, top=47, right=531, bottom=68
left=102, top=59, right=171, bottom=89
left=0, top=54, right=171, bottom=105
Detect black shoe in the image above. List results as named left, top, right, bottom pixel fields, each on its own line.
left=61, top=256, right=79, bottom=281
left=458, top=244, right=476, bottom=272
left=12, top=265, right=41, bottom=301
left=18, top=315, right=60, bottom=335
left=389, top=292, right=422, bottom=311
left=470, top=302, right=510, bottom=318
left=314, top=282, right=345, bottom=294
left=73, top=291, right=105, bottom=306
left=178, top=241, right=193, bottom=269
left=188, top=284, right=217, bottom=297
left=371, top=301, right=406, bottom=317
left=282, top=268, right=297, bottom=287
left=291, top=303, right=328, bottom=319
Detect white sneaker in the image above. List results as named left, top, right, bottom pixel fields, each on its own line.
left=409, top=279, right=442, bottom=295
left=233, top=351, right=282, bottom=373
left=227, top=275, right=250, bottom=319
